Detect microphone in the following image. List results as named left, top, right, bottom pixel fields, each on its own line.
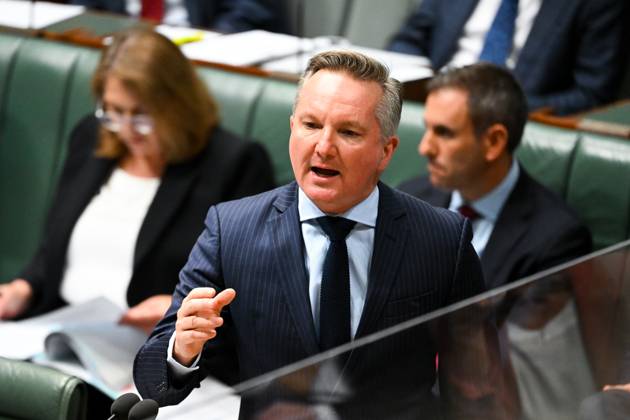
left=107, top=392, right=140, bottom=420
left=128, top=399, right=159, bottom=420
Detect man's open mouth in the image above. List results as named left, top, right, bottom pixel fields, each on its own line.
left=311, top=167, right=340, bottom=177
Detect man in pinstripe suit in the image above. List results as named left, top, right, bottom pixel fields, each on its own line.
left=134, top=50, right=489, bottom=418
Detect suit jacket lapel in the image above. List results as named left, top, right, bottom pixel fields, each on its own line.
left=434, top=0, right=479, bottom=67
left=269, top=183, right=320, bottom=355
left=481, top=171, right=533, bottom=288
left=134, top=158, right=199, bottom=267
left=355, top=183, right=408, bottom=339
left=514, top=0, right=564, bottom=86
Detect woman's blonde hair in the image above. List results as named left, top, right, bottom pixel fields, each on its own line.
left=92, top=27, right=218, bottom=162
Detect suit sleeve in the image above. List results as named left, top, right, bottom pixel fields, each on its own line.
left=387, top=0, right=438, bottom=56
left=526, top=0, right=625, bottom=114
left=134, top=205, right=238, bottom=406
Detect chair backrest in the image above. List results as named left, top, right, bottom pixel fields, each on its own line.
left=382, top=100, right=427, bottom=187
left=0, top=37, right=95, bottom=281
left=285, top=0, right=351, bottom=37
left=566, top=133, right=630, bottom=250
left=249, top=79, right=298, bottom=185
left=196, top=67, right=266, bottom=138
left=343, top=0, right=421, bottom=49
left=516, top=122, right=580, bottom=198
left=0, top=358, right=87, bottom=420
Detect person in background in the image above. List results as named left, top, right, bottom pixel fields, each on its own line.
left=388, top=0, right=626, bottom=115
left=399, top=63, right=592, bottom=289
left=70, top=0, right=292, bottom=34
left=0, top=27, right=274, bottom=331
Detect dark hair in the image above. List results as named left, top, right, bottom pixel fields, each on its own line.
left=427, top=63, right=527, bottom=153
left=295, top=50, right=402, bottom=139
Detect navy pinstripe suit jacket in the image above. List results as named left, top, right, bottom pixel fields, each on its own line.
left=134, top=181, right=485, bottom=417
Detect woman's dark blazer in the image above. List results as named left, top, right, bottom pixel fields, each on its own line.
left=20, top=115, right=275, bottom=316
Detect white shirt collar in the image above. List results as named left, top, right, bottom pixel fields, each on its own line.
left=449, top=159, right=520, bottom=222
left=298, top=186, right=379, bottom=228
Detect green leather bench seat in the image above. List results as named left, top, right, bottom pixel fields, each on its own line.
left=0, top=35, right=98, bottom=280
left=517, top=122, right=580, bottom=197
left=248, top=79, right=297, bottom=185
left=197, top=67, right=266, bottom=138
left=567, top=133, right=630, bottom=250
left=383, top=100, right=427, bottom=186
left=0, top=357, right=87, bottom=420
left=1, top=32, right=630, bottom=283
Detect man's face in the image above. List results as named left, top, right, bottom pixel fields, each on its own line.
left=289, top=70, right=398, bottom=214
left=420, top=88, right=488, bottom=193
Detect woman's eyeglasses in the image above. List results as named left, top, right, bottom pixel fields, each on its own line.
left=94, top=105, right=154, bottom=136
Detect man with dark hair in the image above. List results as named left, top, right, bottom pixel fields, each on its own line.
left=399, top=63, right=592, bottom=289
left=133, top=51, right=498, bottom=418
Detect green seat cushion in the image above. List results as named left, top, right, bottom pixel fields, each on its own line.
left=517, top=122, right=579, bottom=198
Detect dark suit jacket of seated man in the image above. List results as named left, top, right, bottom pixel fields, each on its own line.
left=399, top=63, right=592, bottom=290
left=133, top=51, right=493, bottom=418
left=387, top=0, right=627, bottom=115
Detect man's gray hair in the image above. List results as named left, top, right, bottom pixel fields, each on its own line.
left=294, top=50, right=402, bottom=139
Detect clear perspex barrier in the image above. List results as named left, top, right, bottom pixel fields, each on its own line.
left=177, top=239, right=630, bottom=420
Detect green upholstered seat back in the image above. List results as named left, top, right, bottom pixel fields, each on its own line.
left=197, top=67, right=266, bottom=138
left=0, top=38, right=94, bottom=281
left=517, top=122, right=580, bottom=198
left=382, top=100, right=427, bottom=187
left=566, top=133, right=630, bottom=250
left=0, top=357, right=87, bottom=420
left=249, top=79, right=297, bottom=185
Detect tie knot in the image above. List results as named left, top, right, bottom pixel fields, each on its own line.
left=317, top=216, right=356, bottom=241
left=457, top=204, right=481, bottom=221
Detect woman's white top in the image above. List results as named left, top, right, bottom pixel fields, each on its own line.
left=60, top=167, right=160, bottom=309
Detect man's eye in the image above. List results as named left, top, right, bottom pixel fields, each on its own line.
left=434, top=127, right=454, bottom=138
left=340, top=129, right=359, bottom=137
left=303, top=121, right=319, bottom=129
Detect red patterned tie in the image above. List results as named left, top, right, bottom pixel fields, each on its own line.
left=458, top=204, right=481, bottom=221
left=140, top=0, right=164, bottom=22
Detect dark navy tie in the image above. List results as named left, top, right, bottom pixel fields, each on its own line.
left=317, top=216, right=356, bottom=351
left=479, top=0, right=519, bottom=66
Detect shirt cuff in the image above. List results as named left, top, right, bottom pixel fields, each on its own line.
left=167, top=330, right=202, bottom=378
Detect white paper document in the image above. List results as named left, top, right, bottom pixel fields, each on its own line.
left=0, top=297, right=147, bottom=397
left=263, top=40, right=434, bottom=82
left=180, top=29, right=319, bottom=66
left=0, top=1, right=85, bottom=30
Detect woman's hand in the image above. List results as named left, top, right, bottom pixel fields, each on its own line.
left=119, top=294, right=172, bottom=334
left=0, top=279, right=33, bottom=320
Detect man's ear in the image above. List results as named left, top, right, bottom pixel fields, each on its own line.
left=378, top=136, right=399, bottom=172
left=289, top=114, right=294, bottom=130
left=482, top=124, right=509, bottom=162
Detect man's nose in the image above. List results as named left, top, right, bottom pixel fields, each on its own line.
left=419, top=132, right=434, bottom=157
left=315, top=129, right=335, bottom=157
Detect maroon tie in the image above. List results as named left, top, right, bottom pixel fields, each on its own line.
left=141, top=0, right=164, bottom=21
left=458, top=204, right=481, bottom=221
